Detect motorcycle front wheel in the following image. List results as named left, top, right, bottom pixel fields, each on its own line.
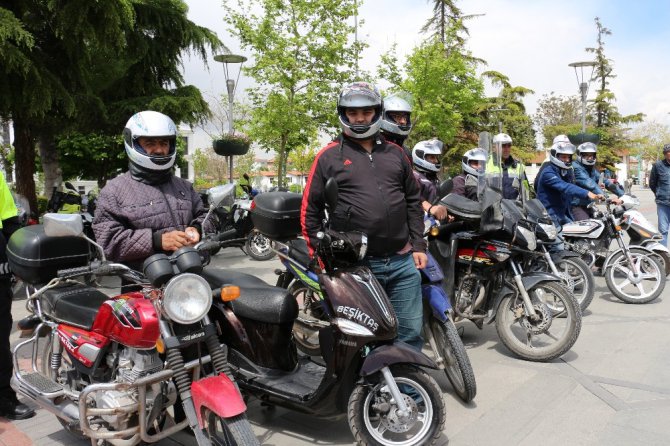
left=427, top=318, right=477, bottom=403
left=348, top=365, right=445, bottom=446
left=534, top=256, right=595, bottom=312
left=290, top=283, right=325, bottom=357
left=245, top=232, right=276, bottom=261
left=496, top=281, right=581, bottom=362
left=203, top=410, right=259, bottom=445
left=604, top=248, right=665, bottom=304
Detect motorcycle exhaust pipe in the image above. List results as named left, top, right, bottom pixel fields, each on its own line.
left=11, top=377, right=79, bottom=423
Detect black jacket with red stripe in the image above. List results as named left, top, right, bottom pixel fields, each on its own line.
left=301, top=134, right=427, bottom=257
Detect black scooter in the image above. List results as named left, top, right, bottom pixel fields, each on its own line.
left=199, top=179, right=446, bottom=446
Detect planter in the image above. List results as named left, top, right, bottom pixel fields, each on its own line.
left=567, top=133, right=600, bottom=145
left=213, top=138, right=250, bottom=156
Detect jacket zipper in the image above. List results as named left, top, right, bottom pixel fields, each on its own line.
left=367, top=151, right=392, bottom=239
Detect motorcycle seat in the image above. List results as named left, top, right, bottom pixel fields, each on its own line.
left=40, top=283, right=109, bottom=330
left=201, top=268, right=298, bottom=324
left=287, top=238, right=311, bottom=266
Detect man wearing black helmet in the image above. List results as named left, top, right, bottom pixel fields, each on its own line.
left=93, top=111, right=213, bottom=269
left=301, top=81, right=427, bottom=350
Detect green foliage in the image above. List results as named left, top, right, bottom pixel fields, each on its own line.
left=289, top=183, right=302, bottom=193
left=224, top=0, right=364, bottom=187
left=56, top=133, right=126, bottom=187
left=36, top=195, right=48, bottom=215
left=628, top=121, right=670, bottom=163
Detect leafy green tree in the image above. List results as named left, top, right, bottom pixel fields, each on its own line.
left=288, top=145, right=317, bottom=188
left=223, top=0, right=364, bottom=188
left=628, top=121, right=670, bottom=164
left=421, top=0, right=482, bottom=51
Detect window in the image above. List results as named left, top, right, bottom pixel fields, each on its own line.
left=78, top=186, right=85, bottom=195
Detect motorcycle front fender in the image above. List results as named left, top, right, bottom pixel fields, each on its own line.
left=642, top=241, right=670, bottom=254
left=422, top=284, right=452, bottom=323
left=191, top=373, right=247, bottom=428
left=360, top=342, right=438, bottom=377
left=488, top=272, right=560, bottom=324
left=603, top=245, right=656, bottom=271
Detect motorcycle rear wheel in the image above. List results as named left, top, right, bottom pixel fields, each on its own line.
left=203, top=410, right=259, bottom=445
left=605, top=249, right=665, bottom=304
left=495, top=281, right=581, bottom=362
left=428, top=318, right=477, bottom=403
left=348, top=364, right=445, bottom=446
left=245, top=232, right=276, bottom=261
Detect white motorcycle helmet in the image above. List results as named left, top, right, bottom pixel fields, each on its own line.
left=553, top=134, right=571, bottom=144
left=412, top=139, right=443, bottom=173
left=337, top=81, right=383, bottom=140
left=123, top=111, right=177, bottom=171
left=576, top=142, right=597, bottom=166
left=549, top=142, right=576, bottom=169
left=380, top=94, right=412, bottom=137
left=493, top=133, right=513, bottom=146
left=462, top=148, right=488, bottom=176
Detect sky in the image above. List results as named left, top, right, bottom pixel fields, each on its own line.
left=181, top=0, right=670, bottom=150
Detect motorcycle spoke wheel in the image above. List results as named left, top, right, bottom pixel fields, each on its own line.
left=348, top=365, right=445, bottom=446
left=203, top=410, right=259, bottom=446
left=428, top=319, right=476, bottom=403
left=605, top=251, right=665, bottom=304
left=495, top=282, right=581, bottom=362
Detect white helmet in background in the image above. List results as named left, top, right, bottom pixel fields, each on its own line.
left=549, top=142, right=576, bottom=169
left=412, top=139, right=443, bottom=173
left=553, top=134, right=570, bottom=144
left=381, top=94, right=412, bottom=137
left=337, top=81, right=383, bottom=140
left=576, top=142, right=597, bottom=166
left=493, top=133, right=513, bottom=145
left=123, top=111, right=177, bottom=171
left=462, top=148, right=488, bottom=177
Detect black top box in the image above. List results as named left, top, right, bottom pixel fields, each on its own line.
left=251, top=192, right=302, bottom=240
left=7, top=225, right=92, bottom=285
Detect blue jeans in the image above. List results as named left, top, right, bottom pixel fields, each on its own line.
left=657, top=203, right=670, bottom=248
left=362, top=253, right=423, bottom=351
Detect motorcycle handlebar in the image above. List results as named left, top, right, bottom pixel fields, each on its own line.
left=57, top=265, right=91, bottom=278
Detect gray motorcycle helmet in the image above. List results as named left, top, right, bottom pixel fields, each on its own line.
left=337, top=81, right=383, bottom=140
left=550, top=142, right=576, bottom=169
left=380, top=94, right=412, bottom=137
left=576, top=142, right=597, bottom=166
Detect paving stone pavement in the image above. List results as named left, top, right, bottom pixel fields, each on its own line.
left=2, top=185, right=670, bottom=445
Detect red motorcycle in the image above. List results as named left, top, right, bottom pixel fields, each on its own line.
left=8, top=214, right=258, bottom=446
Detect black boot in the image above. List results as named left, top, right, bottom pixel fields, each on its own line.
left=0, top=395, right=35, bottom=420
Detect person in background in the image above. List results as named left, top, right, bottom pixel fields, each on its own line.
left=379, top=93, right=413, bottom=158
left=0, top=171, right=35, bottom=420
left=649, top=143, right=670, bottom=247
left=412, top=139, right=449, bottom=220
left=571, top=142, right=622, bottom=221
left=486, top=133, right=531, bottom=200
left=451, top=148, right=488, bottom=201
left=301, top=81, right=426, bottom=350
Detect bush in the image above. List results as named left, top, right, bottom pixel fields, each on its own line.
left=37, top=196, right=49, bottom=216
left=289, top=184, right=303, bottom=194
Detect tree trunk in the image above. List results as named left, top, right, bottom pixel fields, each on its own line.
left=278, top=135, right=288, bottom=189
left=38, top=133, right=63, bottom=200
left=13, top=119, right=37, bottom=215
left=0, top=121, right=13, bottom=183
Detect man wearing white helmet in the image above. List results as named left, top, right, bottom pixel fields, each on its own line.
left=412, top=139, right=449, bottom=220
left=94, top=111, right=213, bottom=268
left=487, top=133, right=530, bottom=200
left=452, top=148, right=488, bottom=201
left=535, top=141, right=603, bottom=227
left=302, top=81, right=427, bottom=350
left=380, top=93, right=412, bottom=156
left=571, top=142, right=623, bottom=220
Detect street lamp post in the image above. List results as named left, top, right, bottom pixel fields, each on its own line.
left=568, top=61, right=597, bottom=134
left=214, top=52, right=247, bottom=183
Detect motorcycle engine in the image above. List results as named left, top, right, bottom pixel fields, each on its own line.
left=455, top=273, right=485, bottom=314
left=96, top=348, right=170, bottom=432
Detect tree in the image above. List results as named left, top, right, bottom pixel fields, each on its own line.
left=192, top=147, right=230, bottom=189
left=288, top=145, right=317, bottom=188
left=421, top=0, right=482, bottom=51
left=628, top=121, right=670, bottom=164
left=223, top=0, right=364, bottom=188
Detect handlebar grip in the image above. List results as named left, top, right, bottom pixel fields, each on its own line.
left=57, top=265, right=91, bottom=278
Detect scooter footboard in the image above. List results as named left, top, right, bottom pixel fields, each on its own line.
left=191, top=373, right=247, bottom=428
left=360, top=342, right=438, bottom=377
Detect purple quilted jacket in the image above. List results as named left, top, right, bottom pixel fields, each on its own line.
left=93, top=173, right=213, bottom=263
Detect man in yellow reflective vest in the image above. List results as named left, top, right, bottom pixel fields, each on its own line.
left=0, top=171, right=35, bottom=419
left=486, top=133, right=531, bottom=201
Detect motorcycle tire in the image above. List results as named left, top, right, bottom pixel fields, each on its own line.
left=245, top=232, right=276, bottom=261
left=203, top=410, right=259, bottom=445
left=604, top=248, right=665, bottom=304
left=651, top=250, right=670, bottom=277
left=428, top=318, right=477, bottom=403
left=290, top=283, right=325, bottom=357
left=348, top=364, right=445, bottom=446
left=535, top=256, right=595, bottom=312
left=495, top=281, right=581, bottom=362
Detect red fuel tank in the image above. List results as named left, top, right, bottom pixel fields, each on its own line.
left=91, top=293, right=160, bottom=349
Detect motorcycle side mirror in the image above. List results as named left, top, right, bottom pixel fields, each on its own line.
left=207, top=184, right=236, bottom=208
left=64, top=181, right=76, bottom=192
left=243, top=173, right=250, bottom=181
left=325, top=178, right=338, bottom=211
left=43, top=213, right=83, bottom=237
left=437, top=179, right=453, bottom=200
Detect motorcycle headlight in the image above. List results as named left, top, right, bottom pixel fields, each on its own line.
left=515, top=225, right=537, bottom=251
left=162, top=273, right=212, bottom=324
left=538, top=223, right=557, bottom=241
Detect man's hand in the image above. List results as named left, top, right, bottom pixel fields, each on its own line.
left=587, top=191, right=605, bottom=202
left=162, top=229, right=199, bottom=252
left=413, top=252, right=428, bottom=269
left=610, top=197, right=623, bottom=205
left=429, top=204, right=449, bottom=221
